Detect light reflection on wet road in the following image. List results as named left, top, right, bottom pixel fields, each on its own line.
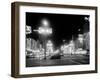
left=26, top=54, right=89, bottom=67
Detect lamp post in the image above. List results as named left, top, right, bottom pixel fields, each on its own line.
left=33, top=19, right=52, bottom=59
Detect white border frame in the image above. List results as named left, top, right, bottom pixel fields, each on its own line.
left=19, top=5, right=95, bottom=75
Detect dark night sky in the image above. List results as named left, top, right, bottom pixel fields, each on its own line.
left=26, top=12, right=89, bottom=47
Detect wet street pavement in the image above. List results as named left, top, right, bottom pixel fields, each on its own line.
left=26, top=54, right=89, bottom=67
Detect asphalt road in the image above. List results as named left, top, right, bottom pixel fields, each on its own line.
left=26, top=54, right=89, bottom=67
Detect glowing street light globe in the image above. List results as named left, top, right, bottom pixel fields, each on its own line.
left=41, top=19, right=50, bottom=27
left=33, top=19, right=52, bottom=59
left=33, top=19, right=52, bottom=36
left=38, top=19, right=52, bottom=36
left=84, top=17, right=89, bottom=21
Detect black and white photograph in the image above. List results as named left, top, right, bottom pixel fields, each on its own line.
left=11, top=2, right=97, bottom=77
left=26, top=12, right=90, bottom=67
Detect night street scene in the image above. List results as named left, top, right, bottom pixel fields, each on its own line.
left=26, top=12, right=90, bottom=67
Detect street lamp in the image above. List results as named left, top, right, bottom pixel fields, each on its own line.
left=38, top=26, right=52, bottom=35
left=84, top=17, right=89, bottom=21
left=33, top=19, right=52, bottom=59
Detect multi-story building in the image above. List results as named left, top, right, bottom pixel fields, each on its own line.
left=46, top=40, right=54, bottom=57
left=61, top=40, right=75, bottom=55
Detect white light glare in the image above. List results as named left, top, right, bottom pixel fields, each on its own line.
left=38, top=27, right=52, bottom=35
